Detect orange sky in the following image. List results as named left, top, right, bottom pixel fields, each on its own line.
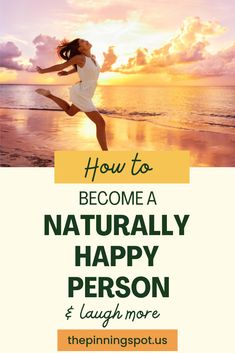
left=1, top=0, right=235, bottom=86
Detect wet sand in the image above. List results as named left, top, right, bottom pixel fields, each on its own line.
left=0, top=108, right=235, bottom=166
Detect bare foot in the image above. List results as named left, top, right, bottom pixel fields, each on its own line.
left=35, top=88, right=51, bottom=97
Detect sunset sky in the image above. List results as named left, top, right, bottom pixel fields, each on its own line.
left=1, top=0, right=235, bottom=85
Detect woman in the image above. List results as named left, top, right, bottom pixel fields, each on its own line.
left=35, top=38, right=108, bottom=150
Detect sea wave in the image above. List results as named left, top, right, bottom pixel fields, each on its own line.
left=197, top=112, right=235, bottom=119
left=0, top=106, right=62, bottom=112
left=1, top=105, right=234, bottom=133
left=205, top=122, right=235, bottom=128
left=0, top=105, right=166, bottom=117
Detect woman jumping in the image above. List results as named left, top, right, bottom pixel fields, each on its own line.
left=35, top=38, right=108, bottom=150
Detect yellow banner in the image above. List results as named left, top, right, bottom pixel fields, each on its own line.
left=54, top=151, right=189, bottom=184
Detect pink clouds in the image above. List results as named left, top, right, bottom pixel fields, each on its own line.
left=0, top=41, right=24, bottom=70
left=0, top=35, right=61, bottom=72
left=66, top=0, right=135, bottom=21
left=184, top=42, right=235, bottom=78
left=112, top=16, right=226, bottom=73
left=100, top=16, right=234, bottom=81
left=100, top=46, right=117, bottom=72
left=28, top=34, right=60, bottom=72
left=1, top=16, right=234, bottom=81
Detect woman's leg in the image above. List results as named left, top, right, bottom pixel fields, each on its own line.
left=35, top=89, right=80, bottom=116
left=49, top=94, right=80, bottom=116
left=85, top=111, right=108, bottom=151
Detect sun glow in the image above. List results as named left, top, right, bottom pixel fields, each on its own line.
left=98, top=72, right=125, bottom=85
left=0, top=69, right=17, bottom=83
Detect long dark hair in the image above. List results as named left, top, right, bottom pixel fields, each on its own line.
left=57, top=38, right=81, bottom=69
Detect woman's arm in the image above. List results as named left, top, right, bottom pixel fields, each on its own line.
left=36, top=55, right=83, bottom=74
left=57, top=67, right=77, bottom=76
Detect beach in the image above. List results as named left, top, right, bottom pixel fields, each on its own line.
left=1, top=108, right=235, bottom=167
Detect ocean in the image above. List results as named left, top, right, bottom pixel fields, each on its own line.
left=0, top=84, right=235, bottom=135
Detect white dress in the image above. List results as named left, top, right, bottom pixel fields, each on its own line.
left=69, top=56, right=100, bottom=112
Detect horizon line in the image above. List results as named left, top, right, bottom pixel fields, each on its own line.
left=1, top=83, right=235, bottom=88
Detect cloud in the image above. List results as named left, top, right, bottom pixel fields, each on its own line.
left=28, top=34, right=61, bottom=72
left=183, top=42, right=235, bottom=78
left=100, top=46, right=118, bottom=72
left=0, top=16, right=233, bottom=81
left=120, top=48, right=148, bottom=71
left=67, top=0, right=111, bottom=7
left=0, top=41, right=25, bottom=70
left=66, top=0, right=135, bottom=22
left=0, top=35, right=28, bottom=45
left=112, top=16, right=226, bottom=73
